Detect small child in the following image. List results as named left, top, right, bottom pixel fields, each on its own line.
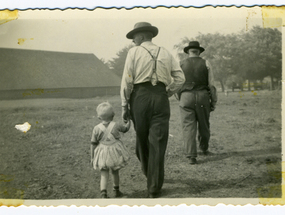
left=90, top=101, right=131, bottom=198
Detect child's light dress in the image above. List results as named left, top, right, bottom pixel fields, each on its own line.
left=91, top=121, right=129, bottom=170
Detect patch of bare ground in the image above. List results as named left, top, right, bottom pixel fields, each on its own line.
left=0, top=90, right=281, bottom=199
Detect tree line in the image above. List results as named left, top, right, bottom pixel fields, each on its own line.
left=104, top=26, right=281, bottom=92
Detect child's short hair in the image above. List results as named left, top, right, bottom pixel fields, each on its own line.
left=96, top=102, right=115, bottom=121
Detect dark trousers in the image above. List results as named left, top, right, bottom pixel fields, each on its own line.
left=130, top=82, right=170, bottom=194
left=179, top=90, right=211, bottom=158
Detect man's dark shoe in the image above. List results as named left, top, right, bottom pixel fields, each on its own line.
left=189, top=158, right=197, bottom=165
left=202, top=150, right=213, bottom=156
left=147, top=192, right=161, bottom=198
left=203, top=151, right=209, bottom=155
left=113, top=189, right=123, bottom=198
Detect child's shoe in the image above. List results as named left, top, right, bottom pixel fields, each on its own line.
left=100, top=190, right=108, bottom=198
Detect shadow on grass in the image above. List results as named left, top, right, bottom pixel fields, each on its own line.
left=126, top=167, right=282, bottom=198
left=197, top=146, right=281, bottom=164
left=162, top=169, right=282, bottom=198
left=127, top=147, right=282, bottom=198
left=126, top=172, right=282, bottom=198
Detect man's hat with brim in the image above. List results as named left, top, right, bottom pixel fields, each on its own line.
left=184, top=41, right=205, bottom=54
left=126, top=22, right=158, bottom=39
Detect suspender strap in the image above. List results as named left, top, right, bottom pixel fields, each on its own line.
left=153, top=47, right=161, bottom=73
left=140, top=46, right=161, bottom=79
left=141, top=46, right=161, bottom=59
left=99, top=121, right=115, bottom=141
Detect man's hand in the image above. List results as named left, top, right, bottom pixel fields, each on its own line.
left=210, top=104, right=216, bottom=112
left=167, top=90, right=174, bottom=98
left=122, top=105, right=130, bottom=123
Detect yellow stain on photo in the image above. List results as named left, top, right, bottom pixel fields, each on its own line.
left=0, top=10, right=18, bottom=25
left=262, top=6, right=285, bottom=28
left=18, top=38, right=34, bottom=45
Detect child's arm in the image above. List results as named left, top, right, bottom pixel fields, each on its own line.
left=90, top=125, right=100, bottom=166
left=90, top=142, right=97, bottom=166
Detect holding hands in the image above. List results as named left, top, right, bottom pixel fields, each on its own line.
left=121, top=105, right=131, bottom=123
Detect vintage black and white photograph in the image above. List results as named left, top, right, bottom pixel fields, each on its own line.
left=0, top=5, right=282, bottom=206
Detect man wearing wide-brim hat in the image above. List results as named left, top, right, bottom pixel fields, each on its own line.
left=120, top=22, right=185, bottom=198
left=177, top=41, right=217, bottom=165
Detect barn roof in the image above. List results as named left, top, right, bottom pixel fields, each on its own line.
left=0, top=48, right=121, bottom=90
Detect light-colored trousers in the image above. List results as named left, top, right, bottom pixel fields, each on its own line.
left=179, top=90, right=211, bottom=158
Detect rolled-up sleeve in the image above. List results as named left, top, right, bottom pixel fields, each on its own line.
left=206, top=60, right=214, bottom=86
left=167, top=55, right=185, bottom=94
left=120, top=50, right=134, bottom=106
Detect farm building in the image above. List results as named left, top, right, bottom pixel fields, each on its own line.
left=0, top=48, right=121, bottom=99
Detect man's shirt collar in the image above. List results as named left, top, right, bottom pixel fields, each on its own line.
left=141, top=41, right=153, bottom=46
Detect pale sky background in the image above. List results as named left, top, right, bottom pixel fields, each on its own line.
left=0, top=7, right=264, bottom=62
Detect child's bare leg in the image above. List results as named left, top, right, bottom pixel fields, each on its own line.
left=100, top=169, right=109, bottom=190
left=111, top=169, right=122, bottom=197
left=111, top=169, right=119, bottom=187
left=100, top=169, right=109, bottom=198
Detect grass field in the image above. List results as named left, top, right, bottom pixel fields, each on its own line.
left=0, top=89, right=282, bottom=199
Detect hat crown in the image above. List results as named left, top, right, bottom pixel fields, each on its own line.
left=133, top=22, right=153, bottom=29
left=126, top=22, right=158, bottom=39
left=188, top=41, right=201, bottom=48
left=183, top=41, right=205, bottom=54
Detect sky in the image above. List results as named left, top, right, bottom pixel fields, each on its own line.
left=0, top=6, right=264, bottom=62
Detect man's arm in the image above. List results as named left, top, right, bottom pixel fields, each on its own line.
left=167, top=70, right=185, bottom=97
left=167, top=55, right=185, bottom=97
left=120, top=50, right=134, bottom=122
left=206, top=60, right=217, bottom=111
left=206, top=60, right=214, bottom=86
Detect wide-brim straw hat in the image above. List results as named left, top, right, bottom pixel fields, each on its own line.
left=126, top=22, right=158, bottom=39
left=184, top=41, right=205, bottom=54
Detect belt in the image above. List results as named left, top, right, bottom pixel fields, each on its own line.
left=134, top=81, right=166, bottom=88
